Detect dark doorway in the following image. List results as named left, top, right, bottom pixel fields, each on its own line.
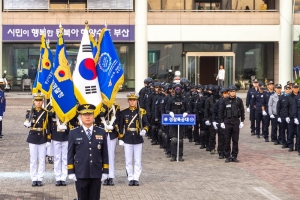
left=199, top=56, right=219, bottom=85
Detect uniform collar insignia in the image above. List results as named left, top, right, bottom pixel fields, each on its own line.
left=129, top=106, right=137, bottom=111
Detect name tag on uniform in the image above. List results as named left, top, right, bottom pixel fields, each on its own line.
left=261, top=95, right=263, bottom=97
left=226, top=105, right=231, bottom=108
left=95, top=135, right=103, bottom=140
left=252, top=95, right=254, bottom=98
left=76, top=138, right=82, bottom=140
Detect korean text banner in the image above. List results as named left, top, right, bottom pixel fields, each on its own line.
left=2, top=25, right=134, bottom=42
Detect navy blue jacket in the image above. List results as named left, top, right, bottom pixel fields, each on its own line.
left=246, top=87, right=259, bottom=108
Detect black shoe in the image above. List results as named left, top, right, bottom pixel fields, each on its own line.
left=271, top=139, right=276, bottom=142
left=251, top=132, right=255, bottom=136
left=61, top=181, right=66, bottom=186
left=108, top=178, right=114, bottom=186
left=298, top=153, right=300, bottom=156
left=274, top=141, right=280, bottom=145
left=282, top=144, right=288, bottom=148
left=166, top=153, right=171, bottom=158
left=225, top=158, right=231, bottom=163
left=159, top=145, right=164, bottom=149
left=200, top=145, right=206, bottom=149
left=103, top=178, right=109, bottom=186
left=288, top=148, right=294, bottom=152
left=151, top=141, right=158, bottom=145
left=0, top=136, right=2, bottom=138
left=265, top=138, right=269, bottom=142
left=232, top=157, right=239, bottom=162
left=219, top=152, right=225, bottom=159
left=134, top=180, right=139, bottom=186
left=179, top=156, right=184, bottom=162
left=195, top=141, right=200, bottom=145
left=210, top=149, right=216, bottom=154
left=170, top=156, right=176, bottom=162
left=206, top=147, right=210, bottom=151
left=128, top=180, right=134, bottom=186
left=55, top=181, right=61, bottom=186
left=32, top=181, right=37, bottom=187
left=37, top=181, right=43, bottom=186
left=0, top=134, right=3, bottom=137
left=189, top=139, right=193, bottom=142
left=257, top=134, right=260, bottom=138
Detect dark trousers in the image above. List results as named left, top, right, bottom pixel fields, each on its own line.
left=250, top=108, right=256, bottom=133
left=224, top=123, right=240, bottom=158
left=169, top=125, right=184, bottom=156
left=271, top=115, right=281, bottom=141
left=296, top=124, right=300, bottom=153
left=151, top=121, right=158, bottom=141
left=262, top=115, right=270, bottom=138
left=186, top=126, right=193, bottom=140
left=287, top=119, right=298, bottom=149
left=0, top=120, right=2, bottom=134
left=76, top=178, right=101, bottom=200
left=193, top=122, right=200, bottom=142
left=209, top=125, right=217, bottom=150
left=217, top=126, right=225, bottom=154
left=255, top=111, right=262, bottom=135
left=280, top=120, right=289, bottom=145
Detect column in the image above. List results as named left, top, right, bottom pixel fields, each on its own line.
left=279, top=0, right=293, bottom=85
left=134, top=0, right=148, bottom=92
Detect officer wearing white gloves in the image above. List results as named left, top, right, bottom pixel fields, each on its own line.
left=291, top=84, right=300, bottom=155
left=118, top=92, right=149, bottom=186
left=24, top=93, right=50, bottom=187
left=252, top=83, right=266, bottom=139
left=219, top=85, right=245, bottom=163
left=67, top=104, right=109, bottom=200
left=246, top=79, right=259, bottom=136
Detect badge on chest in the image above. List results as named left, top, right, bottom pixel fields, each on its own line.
left=95, top=135, right=103, bottom=140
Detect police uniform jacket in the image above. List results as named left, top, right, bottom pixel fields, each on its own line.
left=154, top=94, right=165, bottom=121
left=204, top=95, right=220, bottom=122
left=219, top=96, right=245, bottom=125
left=166, top=94, right=190, bottom=115
left=246, top=87, right=259, bottom=108
left=253, top=91, right=265, bottom=112
left=264, top=90, right=274, bottom=114
left=292, top=93, right=300, bottom=119
left=25, top=107, right=50, bottom=144
left=277, top=94, right=288, bottom=118
left=283, top=92, right=299, bottom=118
left=67, top=126, right=109, bottom=178
left=268, top=93, right=282, bottom=116
left=193, top=94, right=205, bottom=122
left=119, top=107, right=149, bottom=144
left=0, top=90, right=6, bottom=116
left=211, top=98, right=224, bottom=123
left=138, top=86, right=147, bottom=109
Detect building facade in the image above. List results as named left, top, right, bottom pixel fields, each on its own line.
left=0, top=0, right=298, bottom=91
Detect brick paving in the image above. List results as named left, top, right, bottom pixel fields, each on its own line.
left=0, top=96, right=299, bottom=199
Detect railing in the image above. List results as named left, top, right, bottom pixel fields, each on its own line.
left=149, top=9, right=278, bottom=12
left=3, top=8, right=134, bottom=12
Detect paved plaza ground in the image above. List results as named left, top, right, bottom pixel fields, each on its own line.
left=0, top=92, right=299, bottom=200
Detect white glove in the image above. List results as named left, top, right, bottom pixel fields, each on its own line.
left=169, top=112, right=175, bottom=118
left=68, top=174, right=77, bottom=181
left=212, top=122, right=218, bottom=130
left=0, top=116, right=3, bottom=121
left=262, top=111, right=267, bottom=116
left=183, top=112, right=188, bottom=118
left=270, top=114, right=275, bottom=119
left=46, top=142, right=51, bottom=148
left=220, top=123, right=225, bottom=129
left=106, top=125, right=114, bottom=130
left=246, top=108, right=250, bottom=113
left=286, top=117, right=290, bottom=123
left=277, top=117, right=282, bottom=123
left=205, top=120, right=211, bottom=126
left=239, top=122, right=244, bottom=129
left=24, top=121, right=31, bottom=128
left=101, top=173, right=108, bottom=182
left=294, top=118, right=299, bottom=125
left=139, top=129, right=146, bottom=136
left=58, top=124, right=67, bottom=130
left=119, top=140, right=125, bottom=146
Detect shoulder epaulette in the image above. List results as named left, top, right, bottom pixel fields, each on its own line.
left=140, top=108, right=146, bottom=115
left=70, top=126, right=79, bottom=131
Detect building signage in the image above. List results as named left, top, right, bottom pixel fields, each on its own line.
left=2, top=25, right=134, bottom=42
left=161, top=114, right=196, bottom=125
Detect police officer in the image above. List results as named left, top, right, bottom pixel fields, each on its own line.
left=268, top=84, right=282, bottom=144
left=204, top=85, right=221, bottom=154
left=212, top=87, right=229, bottom=159
left=246, top=79, right=259, bottom=136
left=292, top=87, right=300, bottom=155
left=192, top=84, right=202, bottom=145
left=262, top=81, right=275, bottom=142
left=23, top=93, right=50, bottom=187
left=166, top=84, right=190, bottom=161
left=0, top=85, right=6, bottom=138
left=219, top=85, right=245, bottom=163
left=67, top=104, right=109, bottom=200
left=118, top=92, right=149, bottom=186
left=277, top=85, right=292, bottom=148
left=284, top=83, right=299, bottom=152
left=139, top=77, right=153, bottom=109
left=253, top=83, right=266, bottom=138
left=202, top=85, right=213, bottom=151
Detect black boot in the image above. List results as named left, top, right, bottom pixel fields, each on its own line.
left=200, top=144, right=206, bottom=149
left=225, top=157, right=231, bottom=163
left=166, top=153, right=171, bottom=158
left=232, top=157, right=239, bottom=162
left=195, top=141, right=200, bottom=145
left=103, top=178, right=109, bottom=186
left=219, top=152, right=225, bottom=159
left=179, top=156, right=184, bottom=161
left=170, top=156, right=176, bottom=162
left=108, top=178, right=114, bottom=186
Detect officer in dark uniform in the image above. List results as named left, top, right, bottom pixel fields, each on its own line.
left=246, top=79, right=259, bottom=136
left=194, top=85, right=206, bottom=147
left=23, top=93, right=50, bottom=187
left=277, top=85, right=292, bottom=148
left=192, top=84, right=202, bottom=145
left=253, top=83, right=266, bottom=138
left=166, top=84, right=190, bottom=161
left=292, top=87, right=300, bottom=155
left=139, top=77, right=153, bottom=109
left=212, top=87, right=229, bottom=159
left=0, top=85, right=6, bottom=138
left=283, top=83, right=299, bottom=152
left=67, top=104, right=109, bottom=200
left=219, top=85, right=245, bottom=163
left=118, top=92, right=149, bottom=186
left=262, top=81, right=275, bottom=142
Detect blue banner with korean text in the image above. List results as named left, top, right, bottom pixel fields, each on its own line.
left=161, top=114, right=196, bottom=125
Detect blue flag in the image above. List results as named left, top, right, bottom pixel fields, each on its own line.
left=51, top=26, right=77, bottom=123
left=95, top=29, right=124, bottom=107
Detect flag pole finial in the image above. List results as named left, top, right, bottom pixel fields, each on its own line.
left=85, top=21, right=89, bottom=30
left=104, top=21, right=107, bottom=29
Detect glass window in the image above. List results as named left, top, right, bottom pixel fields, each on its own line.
left=148, top=43, right=183, bottom=83
left=184, top=43, right=231, bottom=52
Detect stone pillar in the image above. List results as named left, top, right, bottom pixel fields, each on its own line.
left=279, top=0, right=293, bottom=84
left=135, top=0, right=148, bottom=92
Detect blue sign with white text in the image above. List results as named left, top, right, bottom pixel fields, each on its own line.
left=161, top=114, right=196, bottom=125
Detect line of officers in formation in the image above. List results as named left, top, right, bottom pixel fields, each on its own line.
left=138, top=77, right=245, bottom=163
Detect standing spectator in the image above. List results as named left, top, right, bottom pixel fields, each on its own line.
left=198, top=3, right=205, bottom=10
left=28, top=65, right=37, bottom=81
left=216, top=65, right=225, bottom=87
left=260, top=0, right=267, bottom=10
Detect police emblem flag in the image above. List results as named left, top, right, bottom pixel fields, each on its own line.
left=73, top=22, right=102, bottom=117
left=94, top=28, right=124, bottom=108
left=51, top=24, right=77, bottom=123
